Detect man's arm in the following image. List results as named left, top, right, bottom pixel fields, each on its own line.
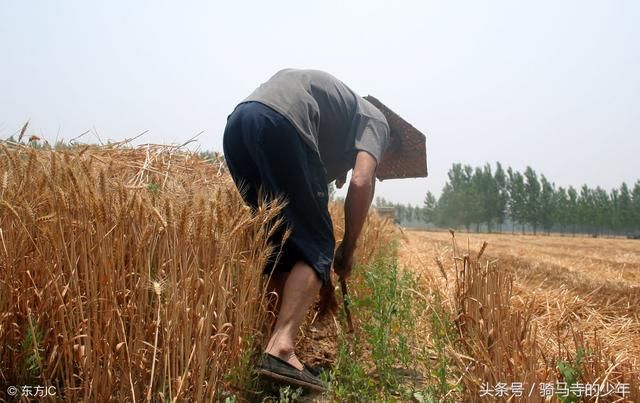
left=334, top=151, right=377, bottom=278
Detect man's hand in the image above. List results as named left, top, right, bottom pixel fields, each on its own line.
left=333, top=242, right=354, bottom=279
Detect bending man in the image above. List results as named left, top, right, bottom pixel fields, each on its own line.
left=223, top=69, right=390, bottom=391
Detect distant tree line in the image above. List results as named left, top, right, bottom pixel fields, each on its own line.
left=376, top=163, right=640, bottom=236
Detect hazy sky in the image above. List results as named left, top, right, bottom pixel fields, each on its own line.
left=2, top=1, right=638, bottom=205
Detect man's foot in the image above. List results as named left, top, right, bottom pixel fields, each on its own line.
left=256, top=353, right=327, bottom=392
left=264, top=345, right=304, bottom=370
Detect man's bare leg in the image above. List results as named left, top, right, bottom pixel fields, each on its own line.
left=265, top=260, right=321, bottom=371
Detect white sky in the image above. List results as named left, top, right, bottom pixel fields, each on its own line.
left=1, top=1, right=638, bottom=205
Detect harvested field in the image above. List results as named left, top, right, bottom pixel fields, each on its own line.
left=399, top=229, right=640, bottom=401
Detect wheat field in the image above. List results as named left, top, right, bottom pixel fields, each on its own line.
left=0, top=142, right=395, bottom=402
left=0, top=142, right=289, bottom=401
left=2, top=141, right=638, bottom=401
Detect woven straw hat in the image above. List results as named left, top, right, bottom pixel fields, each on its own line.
left=364, top=95, right=428, bottom=181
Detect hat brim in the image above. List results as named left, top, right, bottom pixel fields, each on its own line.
left=364, top=95, right=428, bottom=181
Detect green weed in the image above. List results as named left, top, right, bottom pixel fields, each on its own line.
left=556, top=348, right=587, bottom=403
left=20, top=322, right=44, bottom=383
left=332, top=336, right=377, bottom=401
left=426, top=292, right=457, bottom=400
left=224, top=335, right=261, bottom=397
left=332, top=246, right=437, bottom=401
left=146, top=182, right=161, bottom=196
left=276, top=385, right=303, bottom=402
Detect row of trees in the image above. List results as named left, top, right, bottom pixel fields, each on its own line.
left=377, top=163, right=640, bottom=236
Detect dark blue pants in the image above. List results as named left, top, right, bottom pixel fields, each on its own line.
left=223, top=101, right=335, bottom=285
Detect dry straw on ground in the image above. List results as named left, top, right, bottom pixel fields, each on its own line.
left=401, top=230, right=640, bottom=402
left=0, top=142, right=285, bottom=401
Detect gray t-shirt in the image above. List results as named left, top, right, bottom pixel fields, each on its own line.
left=243, top=69, right=390, bottom=181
